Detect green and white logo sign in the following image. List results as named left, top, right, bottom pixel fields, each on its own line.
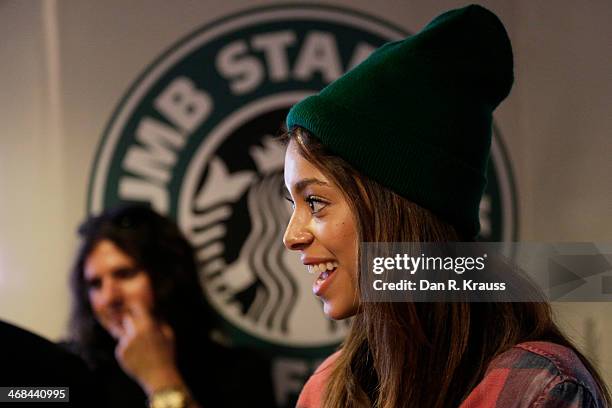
left=88, top=4, right=517, bottom=353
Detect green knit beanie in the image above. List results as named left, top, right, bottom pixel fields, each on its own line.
left=286, top=4, right=513, bottom=238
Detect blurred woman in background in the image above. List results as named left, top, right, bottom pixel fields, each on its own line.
left=67, top=204, right=273, bottom=408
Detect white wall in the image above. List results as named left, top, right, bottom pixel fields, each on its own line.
left=0, top=0, right=610, bottom=382
left=0, top=0, right=70, bottom=341
left=512, top=0, right=612, bottom=383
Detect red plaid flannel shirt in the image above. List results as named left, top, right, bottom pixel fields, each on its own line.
left=460, top=341, right=605, bottom=407
left=297, top=341, right=605, bottom=407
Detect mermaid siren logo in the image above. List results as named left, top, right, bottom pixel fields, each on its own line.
left=194, top=138, right=295, bottom=336
left=88, top=4, right=517, bottom=406
left=188, top=135, right=344, bottom=344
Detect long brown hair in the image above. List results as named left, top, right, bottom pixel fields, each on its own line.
left=286, top=127, right=610, bottom=408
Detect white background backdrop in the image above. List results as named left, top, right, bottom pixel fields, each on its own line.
left=1, top=0, right=611, bottom=384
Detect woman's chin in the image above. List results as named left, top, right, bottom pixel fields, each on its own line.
left=104, top=322, right=125, bottom=339
left=323, top=301, right=357, bottom=320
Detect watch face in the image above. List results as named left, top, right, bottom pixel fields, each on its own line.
left=150, top=388, right=188, bottom=408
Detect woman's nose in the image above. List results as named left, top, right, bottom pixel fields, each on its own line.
left=283, top=212, right=313, bottom=251
left=99, top=279, right=122, bottom=306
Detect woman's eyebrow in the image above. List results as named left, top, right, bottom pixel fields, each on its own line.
left=294, top=178, right=329, bottom=193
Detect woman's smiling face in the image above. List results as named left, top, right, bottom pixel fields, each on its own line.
left=283, top=139, right=359, bottom=320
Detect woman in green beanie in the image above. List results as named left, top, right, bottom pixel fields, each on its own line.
left=282, top=5, right=610, bottom=408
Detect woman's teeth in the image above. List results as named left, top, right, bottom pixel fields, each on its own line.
left=308, top=261, right=338, bottom=274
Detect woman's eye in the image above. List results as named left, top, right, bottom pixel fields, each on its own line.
left=86, top=279, right=101, bottom=290
left=115, top=267, right=138, bottom=279
left=306, top=196, right=328, bottom=214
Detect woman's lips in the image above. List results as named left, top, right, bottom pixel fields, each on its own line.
left=304, top=260, right=339, bottom=296
left=313, top=265, right=338, bottom=296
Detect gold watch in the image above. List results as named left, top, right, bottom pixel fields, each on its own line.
left=148, top=387, right=190, bottom=408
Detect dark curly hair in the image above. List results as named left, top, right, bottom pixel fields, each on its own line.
left=68, top=204, right=210, bottom=368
